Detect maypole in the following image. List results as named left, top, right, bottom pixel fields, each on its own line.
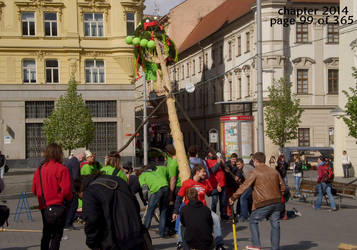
left=126, top=17, right=190, bottom=181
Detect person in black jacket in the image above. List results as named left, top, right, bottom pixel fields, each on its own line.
left=74, top=174, right=147, bottom=250
left=180, top=188, right=214, bottom=250
left=64, top=153, right=83, bottom=229
left=276, top=154, right=288, bottom=185
left=122, top=162, right=147, bottom=206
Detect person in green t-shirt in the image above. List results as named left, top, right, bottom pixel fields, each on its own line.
left=79, top=150, right=98, bottom=209
left=101, top=151, right=127, bottom=182
left=139, top=165, right=169, bottom=238
left=165, top=144, right=182, bottom=236
left=80, top=150, right=99, bottom=176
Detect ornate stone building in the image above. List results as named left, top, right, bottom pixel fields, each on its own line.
left=0, top=0, right=144, bottom=166
left=334, top=0, right=357, bottom=176
left=164, top=0, right=339, bottom=160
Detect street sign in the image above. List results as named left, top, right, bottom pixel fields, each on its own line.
left=209, top=131, right=218, bottom=143
left=4, top=136, right=11, bottom=144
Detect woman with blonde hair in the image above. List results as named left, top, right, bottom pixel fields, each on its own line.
left=101, top=151, right=127, bottom=182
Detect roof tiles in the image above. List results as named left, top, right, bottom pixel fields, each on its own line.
left=179, top=0, right=339, bottom=53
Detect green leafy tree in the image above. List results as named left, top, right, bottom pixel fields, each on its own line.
left=342, top=68, right=357, bottom=140
left=43, top=77, right=94, bottom=154
left=265, top=77, right=304, bottom=149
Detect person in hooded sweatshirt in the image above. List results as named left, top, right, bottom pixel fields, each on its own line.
left=180, top=188, right=214, bottom=250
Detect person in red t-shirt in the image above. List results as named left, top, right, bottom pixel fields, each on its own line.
left=32, top=143, right=73, bottom=250
left=206, top=151, right=228, bottom=221
left=173, top=164, right=226, bottom=250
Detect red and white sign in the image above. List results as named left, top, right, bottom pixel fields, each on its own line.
left=220, top=115, right=253, bottom=121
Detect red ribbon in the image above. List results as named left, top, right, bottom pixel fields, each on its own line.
left=144, top=20, right=164, bottom=31
left=144, top=21, right=158, bottom=30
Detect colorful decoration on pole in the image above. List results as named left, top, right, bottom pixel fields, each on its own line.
left=125, top=17, right=178, bottom=81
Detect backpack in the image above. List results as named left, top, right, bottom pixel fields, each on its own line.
left=0, top=205, right=9, bottom=227
left=321, top=164, right=334, bottom=183
left=90, top=176, right=153, bottom=250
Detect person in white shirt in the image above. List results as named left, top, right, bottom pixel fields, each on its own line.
left=342, top=150, right=351, bottom=178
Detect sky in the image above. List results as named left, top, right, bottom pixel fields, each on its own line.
left=144, top=0, right=186, bottom=16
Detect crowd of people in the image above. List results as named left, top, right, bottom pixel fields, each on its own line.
left=0, top=143, right=345, bottom=250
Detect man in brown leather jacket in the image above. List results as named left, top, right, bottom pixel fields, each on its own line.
left=229, top=152, right=285, bottom=250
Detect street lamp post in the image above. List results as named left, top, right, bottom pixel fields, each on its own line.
left=256, top=0, right=265, bottom=152
left=143, top=75, right=148, bottom=166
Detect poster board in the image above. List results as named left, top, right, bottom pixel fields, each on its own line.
left=220, top=116, right=253, bottom=162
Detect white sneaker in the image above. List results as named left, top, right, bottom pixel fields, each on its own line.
left=246, top=246, right=261, bottom=250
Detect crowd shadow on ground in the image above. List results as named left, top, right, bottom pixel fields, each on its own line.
left=1, top=245, right=40, bottom=250
left=280, top=241, right=318, bottom=249
left=155, top=242, right=177, bottom=249
left=222, top=222, right=247, bottom=238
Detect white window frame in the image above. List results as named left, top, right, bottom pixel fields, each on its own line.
left=327, top=24, right=339, bottom=44
left=84, top=13, right=104, bottom=37
left=297, top=69, right=308, bottom=94
left=44, top=12, right=58, bottom=37
left=45, top=59, right=59, bottom=83
left=22, top=12, right=35, bottom=36
left=296, top=23, right=308, bottom=43
left=23, top=59, right=36, bottom=83
left=85, top=59, right=105, bottom=84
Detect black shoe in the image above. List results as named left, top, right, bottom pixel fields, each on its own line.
left=176, top=242, right=184, bottom=250
left=216, top=245, right=226, bottom=250
left=221, top=215, right=230, bottom=222
left=168, top=228, right=176, bottom=236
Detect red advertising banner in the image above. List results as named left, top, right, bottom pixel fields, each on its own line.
left=220, top=115, right=254, bottom=121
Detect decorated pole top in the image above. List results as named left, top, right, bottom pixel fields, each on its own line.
left=125, top=17, right=178, bottom=81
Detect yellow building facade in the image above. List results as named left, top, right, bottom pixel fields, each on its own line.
left=0, top=0, right=144, bottom=165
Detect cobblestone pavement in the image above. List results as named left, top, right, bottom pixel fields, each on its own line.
left=1, top=169, right=357, bottom=250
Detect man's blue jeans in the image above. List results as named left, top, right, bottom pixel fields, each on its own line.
left=249, top=203, right=282, bottom=250
left=240, top=187, right=253, bottom=220
left=211, top=187, right=227, bottom=218
left=144, top=186, right=169, bottom=237
left=294, top=176, right=302, bottom=195
left=314, top=182, right=336, bottom=210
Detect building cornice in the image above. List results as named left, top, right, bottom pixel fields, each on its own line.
left=0, top=84, right=136, bottom=101
left=292, top=57, right=316, bottom=65
left=121, top=0, right=145, bottom=10
left=77, top=0, right=111, bottom=21
left=0, top=84, right=135, bottom=93
left=0, top=47, right=134, bottom=53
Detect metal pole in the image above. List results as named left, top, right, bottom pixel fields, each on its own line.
left=143, top=76, right=148, bottom=166
left=256, top=0, right=265, bottom=152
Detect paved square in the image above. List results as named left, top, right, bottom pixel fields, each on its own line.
left=1, top=170, right=357, bottom=250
